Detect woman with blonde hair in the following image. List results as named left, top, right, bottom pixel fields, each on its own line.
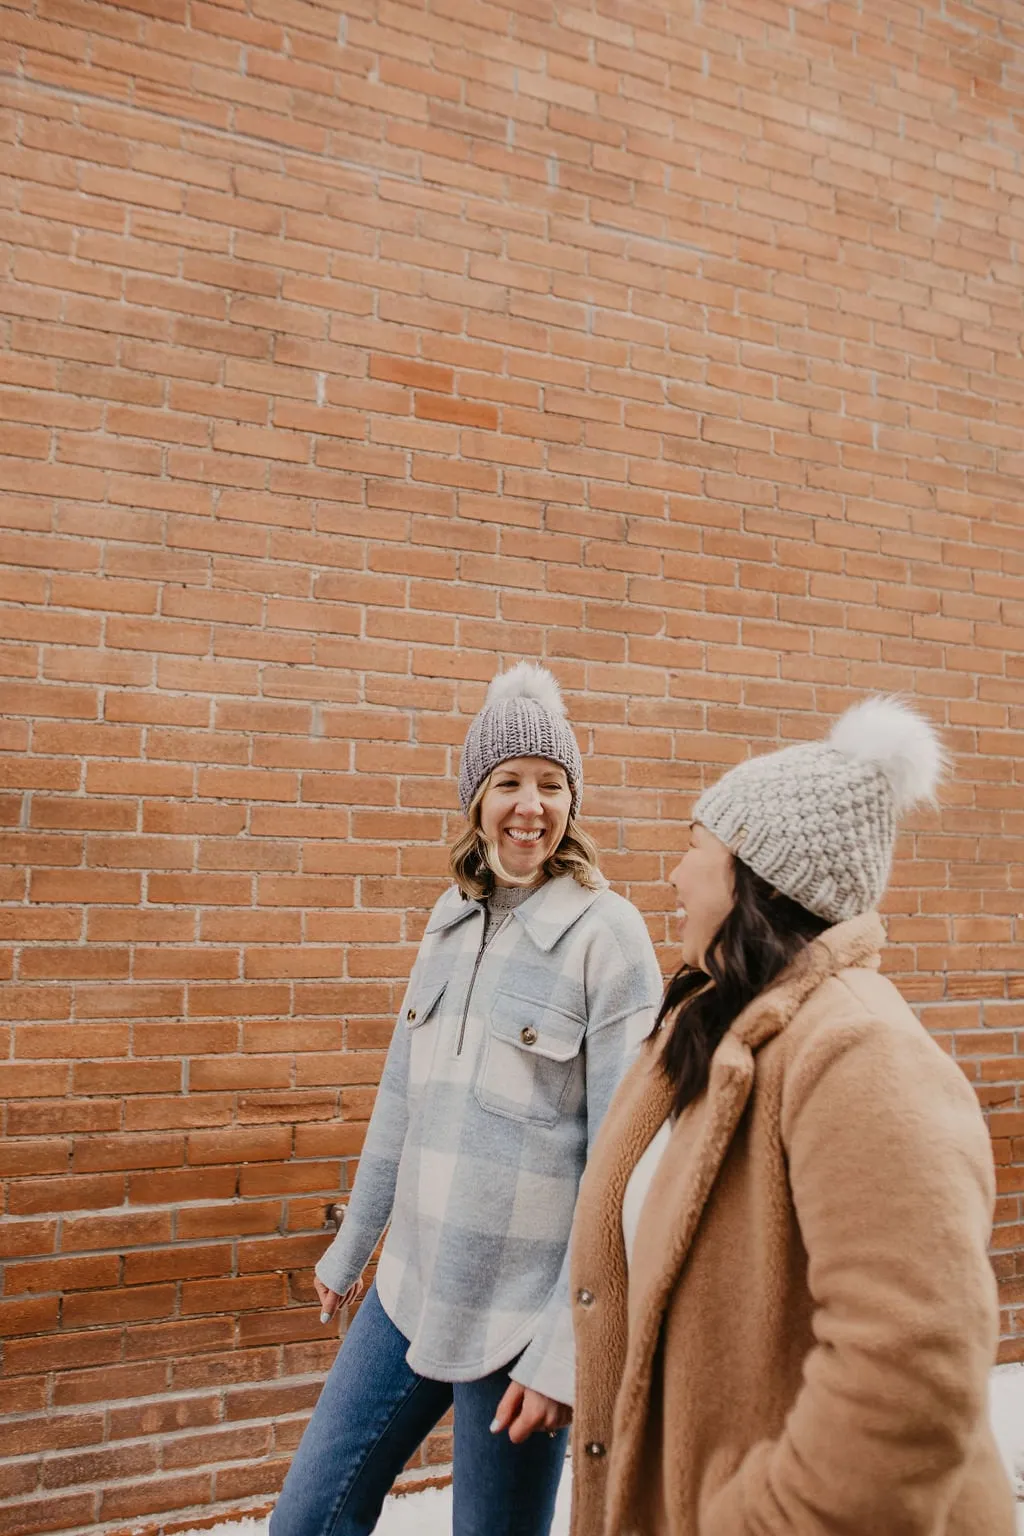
left=271, top=663, right=662, bottom=1536
left=571, top=698, right=1015, bottom=1536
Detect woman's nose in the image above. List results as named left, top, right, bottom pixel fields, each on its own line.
left=515, top=790, right=543, bottom=815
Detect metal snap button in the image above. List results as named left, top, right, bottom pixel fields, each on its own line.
left=519, top=1026, right=538, bottom=1046
left=585, top=1441, right=606, bottom=1459
left=407, top=1008, right=417, bottom=1022
left=576, top=1288, right=594, bottom=1307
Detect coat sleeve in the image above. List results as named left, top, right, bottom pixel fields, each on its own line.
left=703, top=978, right=1000, bottom=1536
left=313, top=1003, right=412, bottom=1297
left=510, top=908, right=663, bottom=1405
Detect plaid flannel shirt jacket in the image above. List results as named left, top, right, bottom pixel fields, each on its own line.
left=315, top=873, right=663, bottom=1406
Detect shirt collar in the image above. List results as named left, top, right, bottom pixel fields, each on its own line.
left=425, top=874, right=608, bottom=950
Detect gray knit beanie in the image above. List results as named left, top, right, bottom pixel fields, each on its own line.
left=458, top=663, right=583, bottom=817
left=692, top=697, right=946, bottom=923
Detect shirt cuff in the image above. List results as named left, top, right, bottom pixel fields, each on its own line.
left=314, top=1234, right=364, bottom=1297
left=510, top=1340, right=575, bottom=1408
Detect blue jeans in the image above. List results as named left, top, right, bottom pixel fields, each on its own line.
left=270, top=1284, right=568, bottom=1536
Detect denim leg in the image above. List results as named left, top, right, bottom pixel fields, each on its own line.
left=451, top=1369, right=568, bottom=1536
left=270, top=1284, right=453, bottom=1536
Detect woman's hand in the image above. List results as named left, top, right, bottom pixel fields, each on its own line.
left=490, top=1382, right=572, bottom=1444
left=314, top=1273, right=363, bottom=1324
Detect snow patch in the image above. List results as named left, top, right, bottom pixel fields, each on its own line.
left=170, top=1473, right=571, bottom=1536
left=991, top=1363, right=1024, bottom=1500
left=171, top=1370, right=1024, bottom=1536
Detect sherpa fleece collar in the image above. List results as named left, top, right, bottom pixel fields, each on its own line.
left=727, top=909, right=885, bottom=1052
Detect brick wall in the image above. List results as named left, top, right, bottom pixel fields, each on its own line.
left=2, top=0, right=1023, bottom=1531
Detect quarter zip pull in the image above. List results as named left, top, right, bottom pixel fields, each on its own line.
left=455, top=906, right=514, bottom=1057
left=456, top=913, right=489, bottom=1057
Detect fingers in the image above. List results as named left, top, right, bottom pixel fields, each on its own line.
left=313, top=1277, right=340, bottom=1324
left=507, top=1396, right=546, bottom=1445
left=508, top=1392, right=550, bottom=1445
left=314, top=1274, right=365, bottom=1324
left=489, top=1382, right=523, bottom=1437
left=501, top=1388, right=571, bottom=1444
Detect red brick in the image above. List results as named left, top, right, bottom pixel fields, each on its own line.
left=0, top=1495, right=97, bottom=1536
left=62, top=1209, right=173, bottom=1250
left=122, top=1243, right=232, bottom=1285
left=0, top=1294, right=60, bottom=1336
left=8, top=1174, right=124, bottom=1216
left=4, top=1254, right=119, bottom=1294
left=4, top=1328, right=121, bottom=1377
left=107, top=1392, right=221, bottom=1440
left=162, top=1423, right=272, bottom=1468
left=214, top=1457, right=290, bottom=1501
left=169, top=1345, right=279, bottom=1391
left=0, top=1218, right=59, bottom=1259
left=53, top=1361, right=167, bottom=1407
left=99, top=1473, right=213, bottom=1522
left=123, top=1317, right=235, bottom=1362
left=2, top=4, right=1022, bottom=1524
left=176, top=1200, right=283, bottom=1240
left=42, top=1441, right=159, bottom=1488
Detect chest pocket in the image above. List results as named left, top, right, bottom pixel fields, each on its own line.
left=475, top=992, right=586, bottom=1125
left=403, top=973, right=447, bottom=1091
left=403, top=976, right=446, bottom=1031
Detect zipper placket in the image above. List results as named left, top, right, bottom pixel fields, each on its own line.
left=455, top=907, right=508, bottom=1056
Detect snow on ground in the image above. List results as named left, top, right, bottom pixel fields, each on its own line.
left=175, top=1367, right=1023, bottom=1535
left=992, top=1362, right=1024, bottom=1500
left=170, top=1475, right=571, bottom=1536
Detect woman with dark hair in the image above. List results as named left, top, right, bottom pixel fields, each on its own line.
left=271, top=663, right=662, bottom=1536
left=569, top=699, right=1015, bottom=1536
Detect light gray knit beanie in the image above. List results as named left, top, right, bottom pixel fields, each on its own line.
left=692, top=697, right=946, bottom=923
left=458, top=663, right=583, bottom=817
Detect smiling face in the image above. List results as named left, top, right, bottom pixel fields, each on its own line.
left=477, top=756, right=573, bottom=887
left=668, top=822, right=737, bottom=970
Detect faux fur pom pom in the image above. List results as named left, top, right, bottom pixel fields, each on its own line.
left=829, top=696, right=947, bottom=812
left=484, top=662, right=567, bottom=718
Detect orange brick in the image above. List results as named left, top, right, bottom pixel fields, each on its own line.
left=0, top=1218, right=59, bottom=1259
left=2, top=3, right=1023, bottom=1520
left=99, top=1472, right=213, bottom=1522
left=41, top=1441, right=160, bottom=1489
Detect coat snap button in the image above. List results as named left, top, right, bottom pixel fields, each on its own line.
left=519, top=1026, right=538, bottom=1046
left=576, top=1288, right=594, bottom=1307
left=585, top=1441, right=606, bottom=1459
left=407, top=1008, right=417, bottom=1022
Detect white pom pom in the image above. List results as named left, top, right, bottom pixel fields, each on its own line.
left=828, top=695, right=947, bottom=813
left=484, top=662, right=566, bottom=717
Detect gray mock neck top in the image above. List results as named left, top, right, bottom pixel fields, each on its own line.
left=483, top=880, right=543, bottom=944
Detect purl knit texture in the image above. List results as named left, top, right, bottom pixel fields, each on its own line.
left=693, top=741, right=897, bottom=922
left=458, top=666, right=583, bottom=815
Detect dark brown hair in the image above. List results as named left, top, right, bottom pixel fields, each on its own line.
left=656, top=857, right=829, bottom=1118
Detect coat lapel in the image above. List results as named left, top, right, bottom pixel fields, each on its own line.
left=607, top=1031, right=756, bottom=1522
left=729, top=910, right=885, bottom=1053
left=576, top=1045, right=673, bottom=1330
left=603, top=911, right=887, bottom=1530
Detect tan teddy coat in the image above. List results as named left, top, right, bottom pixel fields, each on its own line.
left=570, top=913, right=1014, bottom=1536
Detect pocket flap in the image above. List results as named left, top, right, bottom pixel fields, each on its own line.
left=403, top=976, right=446, bottom=1029
left=490, top=992, right=585, bottom=1063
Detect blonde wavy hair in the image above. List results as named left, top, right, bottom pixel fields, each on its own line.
left=449, top=770, right=603, bottom=901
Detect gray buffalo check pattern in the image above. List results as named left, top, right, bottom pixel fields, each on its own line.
left=315, top=874, right=663, bottom=1405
